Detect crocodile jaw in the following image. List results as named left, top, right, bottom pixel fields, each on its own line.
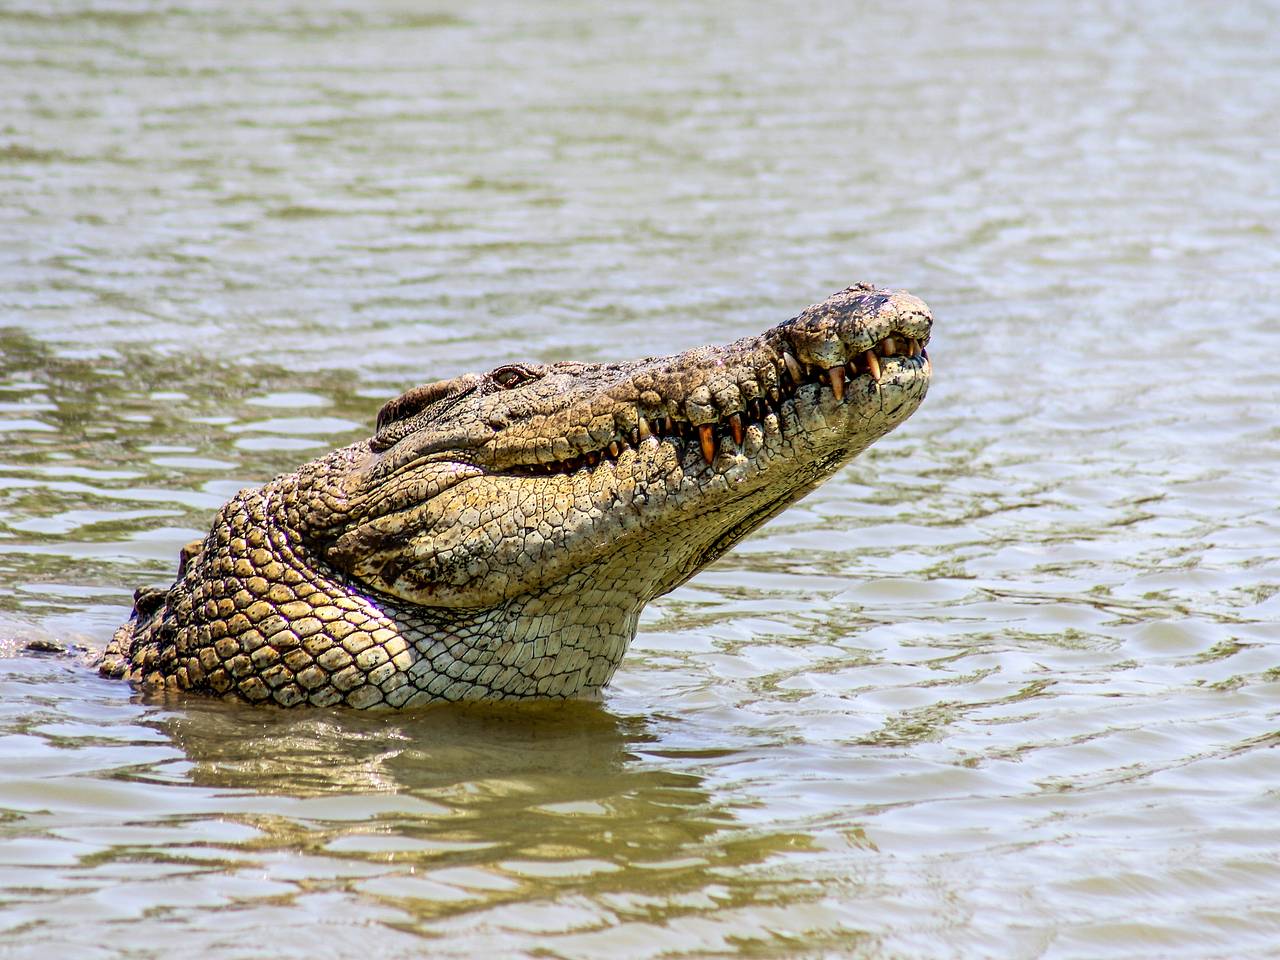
left=320, top=284, right=932, bottom=609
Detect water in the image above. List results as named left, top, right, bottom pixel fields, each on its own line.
left=1, top=1, right=1278, bottom=956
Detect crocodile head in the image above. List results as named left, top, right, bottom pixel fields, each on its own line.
left=300, top=282, right=931, bottom=612
left=104, top=283, right=932, bottom=706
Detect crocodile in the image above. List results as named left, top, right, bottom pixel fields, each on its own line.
left=99, top=284, right=933, bottom=708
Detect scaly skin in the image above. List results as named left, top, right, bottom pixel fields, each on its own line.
left=99, top=284, right=933, bottom=708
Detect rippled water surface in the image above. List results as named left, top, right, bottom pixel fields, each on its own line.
left=2, top=2, right=1279, bottom=957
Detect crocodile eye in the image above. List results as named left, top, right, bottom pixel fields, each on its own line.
left=491, top=365, right=541, bottom=390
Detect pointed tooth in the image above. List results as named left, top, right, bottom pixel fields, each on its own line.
left=663, top=416, right=674, bottom=435
left=609, top=441, right=620, bottom=458
left=881, top=336, right=896, bottom=357
left=783, top=351, right=802, bottom=384
left=728, top=412, right=744, bottom=445
left=638, top=416, right=652, bottom=440
left=863, top=350, right=881, bottom=382
left=698, top=424, right=715, bottom=465
left=827, top=365, right=845, bottom=401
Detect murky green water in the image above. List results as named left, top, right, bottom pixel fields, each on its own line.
left=2, top=1, right=1278, bottom=956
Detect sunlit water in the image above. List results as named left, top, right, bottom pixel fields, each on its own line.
left=2, top=2, right=1278, bottom=957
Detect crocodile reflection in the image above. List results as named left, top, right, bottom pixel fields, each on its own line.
left=123, top=698, right=836, bottom=939
left=142, top=699, right=754, bottom=871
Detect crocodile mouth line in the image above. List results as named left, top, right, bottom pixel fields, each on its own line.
left=506, top=333, right=929, bottom=477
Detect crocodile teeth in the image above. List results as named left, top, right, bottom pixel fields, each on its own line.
left=510, top=324, right=925, bottom=480
left=863, top=350, right=881, bottom=383
left=698, top=424, right=715, bottom=465
left=728, top=412, right=744, bottom=445
left=828, top=365, right=845, bottom=401
left=783, top=351, right=803, bottom=385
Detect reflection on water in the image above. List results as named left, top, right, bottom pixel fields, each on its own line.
left=2, top=0, right=1279, bottom=956
left=1, top=663, right=837, bottom=958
